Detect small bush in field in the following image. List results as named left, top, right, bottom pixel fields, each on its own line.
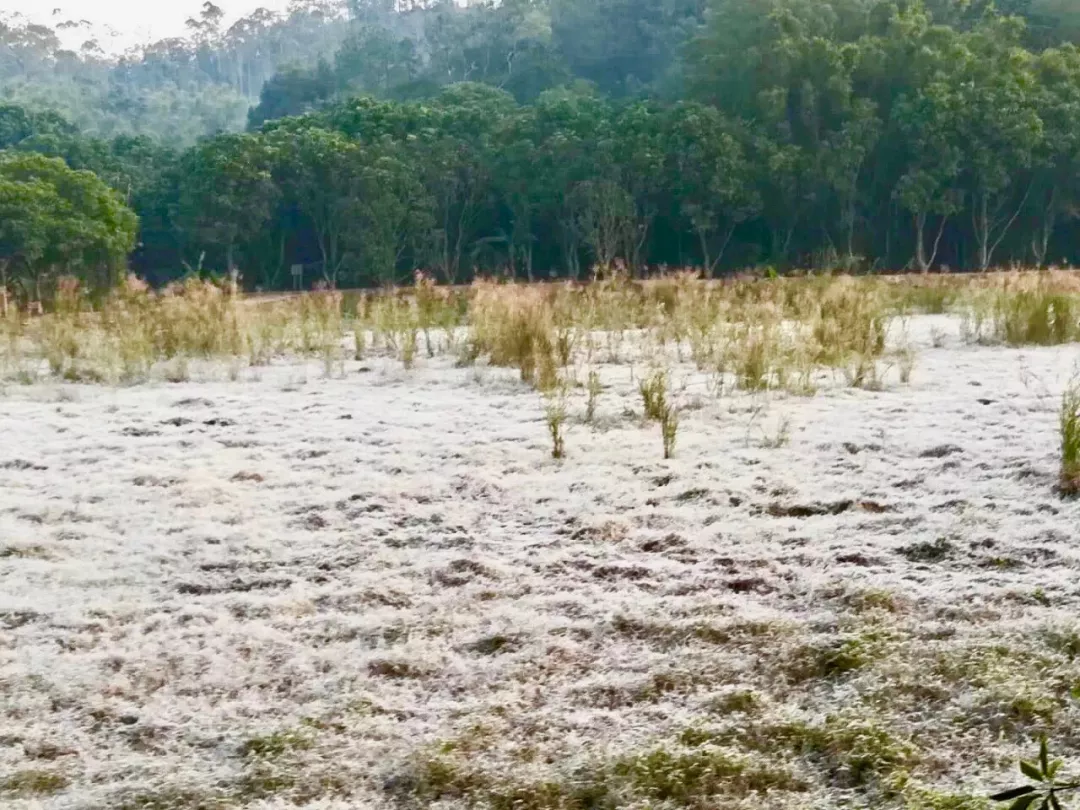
left=640, top=370, right=669, bottom=422
left=544, top=388, right=568, bottom=460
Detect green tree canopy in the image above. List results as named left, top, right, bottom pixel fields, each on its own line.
left=0, top=151, right=138, bottom=299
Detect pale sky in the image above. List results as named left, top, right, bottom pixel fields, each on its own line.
left=1, top=1, right=296, bottom=52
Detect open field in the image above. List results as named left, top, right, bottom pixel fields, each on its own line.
left=2, top=272, right=1080, bottom=809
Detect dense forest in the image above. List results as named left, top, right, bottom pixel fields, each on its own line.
left=7, top=0, right=1080, bottom=294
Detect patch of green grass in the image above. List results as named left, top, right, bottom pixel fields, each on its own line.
left=894, top=284, right=959, bottom=316
left=239, top=729, right=313, bottom=759
left=232, top=767, right=296, bottom=801
left=395, top=711, right=909, bottom=810
left=703, top=689, right=760, bottom=715
left=1043, top=625, right=1080, bottom=660
left=610, top=615, right=791, bottom=649
left=782, top=633, right=884, bottom=683
left=111, top=786, right=234, bottom=810
left=1004, top=693, right=1058, bottom=729
left=983, top=555, right=1023, bottom=571
left=931, top=644, right=1033, bottom=689
left=994, top=290, right=1079, bottom=346
left=810, top=715, right=917, bottom=788
left=233, top=763, right=352, bottom=804
left=613, top=746, right=805, bottom=801
left=397, top=740, right=804, bottom=810
left=1, top=769, right=69, bottom=796
left=902, top=785, right=990, bottom=810
left=844, top=588, right=901, bottom=613
left=692, top=713, right=917, bottom=790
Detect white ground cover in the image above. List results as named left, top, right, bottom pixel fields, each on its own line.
left=2, top=313, right=1080, bottom=809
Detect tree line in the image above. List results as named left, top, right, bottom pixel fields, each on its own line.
left=7, top=0, right=1080, bottom=296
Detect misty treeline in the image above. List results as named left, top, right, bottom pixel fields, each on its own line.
left=8, top=0, right=1080, bottom=294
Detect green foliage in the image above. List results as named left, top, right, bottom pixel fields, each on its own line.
left=17, top=0, right=1080, bottom=286
left=990, top=738, right=1080, bottom=810
left=240, top=730, right=314, bottom=759
left=544, top=388, right=568, bottom=459
left=174, top=134, right=278, bottom=275
left=401, top=739, right=803, bottom=809
left=639, top=370, right=669, bottom=421
left=0, top=4, right=343, bottom=144
left=0, top=151, right=137, bottom=299
left=612, top=745, right=804, bottom=799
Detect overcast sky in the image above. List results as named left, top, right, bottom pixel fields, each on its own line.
left=2, top=1, right=295, bottom=51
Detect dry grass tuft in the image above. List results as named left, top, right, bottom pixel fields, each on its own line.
left=544, top=385, right=568, bottom=460
left=639, top=369, right=670, bottom=421
left=961, top=272, right=1080, bottom=346
left=1060, top=377, right=1080, bottom=496
left=468, top=281, right=562, bottom=389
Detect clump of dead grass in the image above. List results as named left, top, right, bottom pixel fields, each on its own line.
left=544, top=384, right=568, bottom=459
left=584, top=369, right=601, bottom=423
left=8, top=276, right=355, bottom=383
left=468, top=281, right=563, bottom=390
left=1, top=769, right=70, bottom=797
left=660, top=399, right=679, bottom=459
left=962, top=272, right=1080, bottom=346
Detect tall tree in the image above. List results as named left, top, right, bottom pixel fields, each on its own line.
left=0, top=151, right=138, bottom=299
left=175, top=133, right=279, bottom=275
left=664, top=102, right=760, bottom=276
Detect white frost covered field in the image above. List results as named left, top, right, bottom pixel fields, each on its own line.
left=2, top=313, right=1080, bottom=809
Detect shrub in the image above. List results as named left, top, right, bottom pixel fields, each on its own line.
left=639, top=370, right=669, bottom=421
left=544, top=388, right=568, bottom=460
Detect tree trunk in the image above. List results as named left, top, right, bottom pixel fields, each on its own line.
left=973, top=194, right=990, bottom=271
left=929, top=215, right=948, bottom=272
left=565, top=237, right=580, bottom=280
left=702, top=221, right=737, bottom=279
left=630, top=214, right=652, bottom=277
left=974, top=183, right=1033, bottom=271
left=771, top=220, right=796, bottom=266
left=0, top=259, right=8, bottom=316
left=698, top=229, right=713, bottom=280
left=1031, top=186, right=1057, bottom=267
left=452, top=202, right=468, bottom=284
left=913, top=211, right=929, bottom=273
left=317, top=228, right=333, bottom=288
left=845, top=196, right=857, bottom=263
